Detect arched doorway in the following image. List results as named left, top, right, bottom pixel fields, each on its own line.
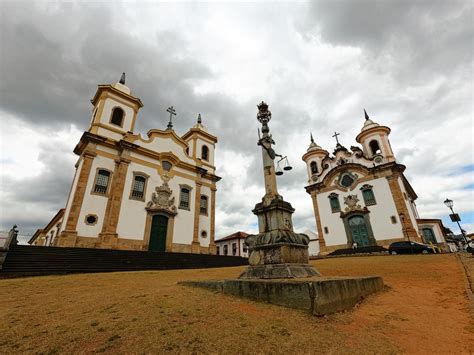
left=149, top=214, right=168, bottom=251
left=422, top=228, right=436, bottom=244
left=348, top=215, right=370, bottom=247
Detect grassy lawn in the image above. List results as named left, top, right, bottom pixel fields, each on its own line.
left=1, top=254, right=473, bottom=354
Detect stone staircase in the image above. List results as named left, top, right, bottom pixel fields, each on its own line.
left=1, top=245, right=248, bottom=276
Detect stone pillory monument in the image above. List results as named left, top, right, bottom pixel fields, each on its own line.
left=181, top=102, right=384, bottom=316
left=240, top=102, right=319, bottom=279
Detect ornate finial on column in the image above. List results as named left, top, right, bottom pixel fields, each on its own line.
left=257, top=101, right=271, bottom=134
left=119, top=72, right=126, bottom=85
left=197, top=113, right=202, bottom=124
left=364, top=108, right=369, bottom=120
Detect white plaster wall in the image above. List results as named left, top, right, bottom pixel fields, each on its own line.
left=317, top=177, right=403, bottom=246
left=60, top=159, right=83, bottom=234
left=170, top=175, right=196, bottom=245
left=317, top=193, right=347, bottom=246
left=195, top=139, right=215, bottom=166
left=365, top=178, right=403, bottom=240
left=116, top=162, right=158, bottom=240
left=76, top=155, right=115, bottom=238
left=99, top=96, right=135, bottom=133
left=96, top=145, right=119, bottom=155
left=97, top=127, right=124, bottom=141
left=136, top=135, right=193, bottom=165
left=216, top=238, right=247, bottom=257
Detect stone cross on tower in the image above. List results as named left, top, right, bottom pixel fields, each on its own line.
left=332, top=131, right=341, bottom=145
left=166, top=106, right=176, bottom=130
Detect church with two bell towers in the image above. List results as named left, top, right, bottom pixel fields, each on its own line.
left=32, top=74, right=220, bottom=254
left=302, top=111, right=447, bottom=254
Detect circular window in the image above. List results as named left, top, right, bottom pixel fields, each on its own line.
left=85, top=214, right=98, bottom=225
left=201, top=230, right=208, bottom=239
left=162, top=161, right=172, bottom=171
left=340, top=174, right=354, bottom=187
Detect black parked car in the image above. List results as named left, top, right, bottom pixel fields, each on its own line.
left=388, top=241, right=435, bottom=255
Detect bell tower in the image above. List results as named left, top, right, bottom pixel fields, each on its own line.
left=88, top=73, right=143, bottom=141
left=302, top=133, right=329, bottom=184
left=355, top=109, right=395, bottom=163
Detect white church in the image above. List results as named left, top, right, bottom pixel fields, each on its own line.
left=30, top=74, right=220, bottom=254
left=302, top=111, right=447, bottom=254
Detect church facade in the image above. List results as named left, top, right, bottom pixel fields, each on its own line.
left=302, top=112, right=446, bottom=254
left=33, top=75, right=220, bottom=254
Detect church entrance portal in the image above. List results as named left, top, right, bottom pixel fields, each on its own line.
left=348, top=215, right=370, bottom=247
left=149, top=215, right=168, bottom=251
left=422, top=228, right=436, bottom=244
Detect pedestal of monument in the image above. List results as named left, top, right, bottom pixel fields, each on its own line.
left=239, top=195, right=320, bottom=279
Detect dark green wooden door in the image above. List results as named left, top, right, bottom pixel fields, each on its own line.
left=349, top=216, right=370, bottom=247
left=422, top=228, right=436, bottom=244
left=149, top=215, right=168, bottom=251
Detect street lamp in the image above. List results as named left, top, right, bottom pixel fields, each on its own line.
left=443, top=198, right=469, bottom=246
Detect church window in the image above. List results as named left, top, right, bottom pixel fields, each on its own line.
left=110, top=107, right=124, bottom=126
left=201, top=230, right=208, bottom=239
left=391, top=215, right=397, bottom=224
left=200, top=195, right=208, bottom=215
left=93, top=169, right=111, bottom=195
left=328, top=193, right=341, bottom=213
left=201, top=145, right=209, bottom=161
left=310, top=161, right=318, bottom=175
left=179, top=188, right=190, bottom=210
left=130, top=174, right=147, bottom=200
left=324, top=227, right=329, bottom=234
left=162, top=161, right=172, bottom=171
left=85, top=214, right=98, bottom=225
left=369, top=140, right=381, bottom=155
left=232, top=243, right=237, bottom=256
left=361, top=184, right=376, bottom=206
left=340, top=174, right=354, bottom=188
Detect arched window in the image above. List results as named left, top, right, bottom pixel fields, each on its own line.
left=131, top=175, right=147, bottom=200
left=201, top=145, right=209, bottom=161
left=179, top=187, right=191, bottom=210
left=328, top=193, right=341, bottom=213
left=361, top=184, right=376, bottom=205
left=110, top=107, right=124, bottom=126
left=200, top=195, right=208, bottom=215
left=369, top=140, right=381, bottom=155
left=93, top=169, right=111, bottom=194
left=310, top=161, right=318, bottom=175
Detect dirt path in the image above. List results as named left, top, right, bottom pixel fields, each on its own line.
left=315, top=254, right=474, bottom=354
left=0, top=254, right=472, bottom=354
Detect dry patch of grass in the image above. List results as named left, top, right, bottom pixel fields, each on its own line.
left=1, top=254, right=472, bottom=354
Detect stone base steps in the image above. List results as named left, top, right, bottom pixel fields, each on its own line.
left=1, top=245, right=248, bottom=276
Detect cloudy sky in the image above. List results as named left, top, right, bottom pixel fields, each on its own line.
left=0, top=0, right=473, bottom=240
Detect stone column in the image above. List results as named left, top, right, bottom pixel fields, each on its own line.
left=98, top=157, right=130, bottom=249
left=208, top=186, right=217, bottom=254
left=387, top=175, right=420, bottom=241
left=59, top=150, right=96, bottom=247
left=191, top=181, right=202, bottom=253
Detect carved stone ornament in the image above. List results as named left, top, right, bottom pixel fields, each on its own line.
left=344, top=194, right=362, bottom=212
left=146, top=179, right=177, bottom=215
